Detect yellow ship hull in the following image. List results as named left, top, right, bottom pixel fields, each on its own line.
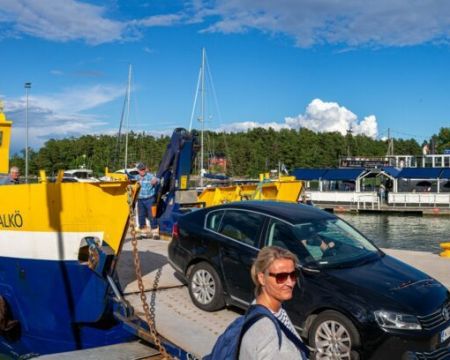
left=0, top=181, right=133, bottom=260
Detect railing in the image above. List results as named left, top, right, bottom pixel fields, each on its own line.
left=356, top=193, right=379, bottom=210
left=307, top=191, right=379, bottom=209
left=389, top=193, right=450, bottom=208
left=307, top=191, right=450, bottom=209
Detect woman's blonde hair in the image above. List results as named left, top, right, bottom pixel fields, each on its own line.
left=251, top=246, right=299, bottom=296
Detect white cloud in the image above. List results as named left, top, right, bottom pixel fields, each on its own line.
left=0, top=1, right=186, bottom=45
left=0, top=0, right=129, bottom=45
left=192, top=0, right=450, bottom=47
left=133, top=13, right=185, bottom=27
left=1, top=0, right=447, bottom=47
left=3, top=84, right=124, bottom=153
left=217, top=98, right=378, bottom=138
left=286, top=99, right=378, bottom=137
left=218, top=121, right=290, bottom=132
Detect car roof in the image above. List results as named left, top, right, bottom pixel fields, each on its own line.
left=209, top=200, right=335, bottom=223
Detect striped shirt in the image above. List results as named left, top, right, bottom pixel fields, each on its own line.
left=274, top=307, right=301, bottom=339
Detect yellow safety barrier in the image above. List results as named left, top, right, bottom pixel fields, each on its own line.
left=197, top=178, right=303, bottom=207
left=239, top=184, right=257, bottom=200
left=254, top=178, right=303, bottom=202
left=198, top=185, right=241, bottom=207
left=440, top=242, right=450, bottom=258
left=197, top=187, right=217, bottom=207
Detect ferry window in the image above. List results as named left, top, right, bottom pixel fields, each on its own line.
left=205, top=210, right=224, bottom=232
left=219, top=210, right=265, bottom=247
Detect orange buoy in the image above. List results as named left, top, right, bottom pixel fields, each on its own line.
left=440, top=242, right=450, bottom=258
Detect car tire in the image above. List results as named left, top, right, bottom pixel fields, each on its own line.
left=188, top=262, right=225, bottom=312
left=309, top=310, right=360, bottom=360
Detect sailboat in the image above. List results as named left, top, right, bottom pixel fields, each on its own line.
left=113, top=64, right=134, bottom=172
left=189, top=48, right=229, bottom=187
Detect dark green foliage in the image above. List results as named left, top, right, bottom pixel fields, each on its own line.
left=10, top=127, right=448, bottom=177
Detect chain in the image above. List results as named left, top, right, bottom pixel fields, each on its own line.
left=127, top=185, right=173, bottom=360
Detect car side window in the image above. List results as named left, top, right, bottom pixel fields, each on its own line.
left=219, top=210, right=265, bottom=248
left=205, top=210, right=224, bottom=232
left=266, top=219, right=296, bottom=247
left=266, top=218, right=311, bottom=262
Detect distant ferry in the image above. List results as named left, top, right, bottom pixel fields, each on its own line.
left=339, top=154, right=450, bottom=168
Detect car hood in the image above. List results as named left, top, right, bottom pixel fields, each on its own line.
left=322, top=254, right=448, bottom=315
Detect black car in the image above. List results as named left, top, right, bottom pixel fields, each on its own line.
left=168, top=201, right=450, bottom=359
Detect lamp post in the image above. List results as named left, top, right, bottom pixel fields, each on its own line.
left=25, top=82, right=31, bottom=183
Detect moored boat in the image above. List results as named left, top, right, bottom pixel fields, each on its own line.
left=0, top=105, right=138, bottom=356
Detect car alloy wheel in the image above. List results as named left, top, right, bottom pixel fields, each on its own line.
left=309, top=310, right=360, bottom=360
left=188, top=262, right=225, bottom=311
left=315, top=320, right=351, bottom=359
left=191, top=269, right=215, bottom=304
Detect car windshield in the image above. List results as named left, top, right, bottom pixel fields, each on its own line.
left=291, top=218, right=379, bottom=268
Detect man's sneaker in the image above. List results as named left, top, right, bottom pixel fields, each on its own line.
left=151, top=228, right=160, bottom=240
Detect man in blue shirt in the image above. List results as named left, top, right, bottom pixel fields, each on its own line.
left=132, top=163, right=160, bottom=238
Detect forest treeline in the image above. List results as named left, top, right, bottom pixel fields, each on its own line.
left=10, top=127, right=450, bottom=178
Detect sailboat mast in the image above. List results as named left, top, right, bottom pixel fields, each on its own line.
left=200, top=48, right=206, bottom=187
left=124, top=64, right=132, bottom=170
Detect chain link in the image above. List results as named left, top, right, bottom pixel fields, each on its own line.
left=127, top=185, right=173, bottom=360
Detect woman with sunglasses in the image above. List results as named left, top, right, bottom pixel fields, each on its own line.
left=239, top=246, right=309, bottom=359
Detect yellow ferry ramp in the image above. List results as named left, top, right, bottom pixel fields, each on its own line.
left=197, top=187, right=217, bottom=207
left=239, top=184, right=257, bottom=200
left=254, top=177, right=303, bottom=202
left=198, top=185, right=241, bottom=207
left=0, top=180, right=134, bottom=258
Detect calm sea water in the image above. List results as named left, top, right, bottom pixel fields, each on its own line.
left=337, top=213, right=450, bottom=254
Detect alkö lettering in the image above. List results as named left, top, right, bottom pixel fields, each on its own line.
left=0, top=211, right=23, bottom=228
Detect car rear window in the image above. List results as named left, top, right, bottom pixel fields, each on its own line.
left=205, top=210, right=224, bottom=232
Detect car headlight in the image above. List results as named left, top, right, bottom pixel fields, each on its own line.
left=374, top=310, right=422, bottom=330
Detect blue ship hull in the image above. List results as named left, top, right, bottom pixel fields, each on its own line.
left=0, top=255, right=135, bottom=358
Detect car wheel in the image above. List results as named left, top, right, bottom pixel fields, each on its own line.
left=188, top=262, right=225, bottom=311
left=309, top=310, right=360, bottom=360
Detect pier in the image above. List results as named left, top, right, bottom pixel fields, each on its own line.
left=316, top=202, right=450, bottom=216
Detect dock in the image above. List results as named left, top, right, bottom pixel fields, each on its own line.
left=315, top=203, right=450, bottom=216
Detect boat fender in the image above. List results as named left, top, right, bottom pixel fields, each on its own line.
left=0, top=296, right=20, bottom=340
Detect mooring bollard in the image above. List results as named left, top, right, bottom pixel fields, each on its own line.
left=440, top=242, right=450, bottom=258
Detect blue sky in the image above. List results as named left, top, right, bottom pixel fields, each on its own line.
left=1, top=0, right=449, bottom=154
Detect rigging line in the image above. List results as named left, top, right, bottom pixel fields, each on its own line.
left=379, top=127, right=430, bottom=141
left=189, top=68, right=202, bottom=131
left=204, top=51, right=234, bottom=176
left=113, top=82, right=129, bottom=168
left=124, top=64, right=132, bottom=169
left=131, top=68, right=143, bottom=164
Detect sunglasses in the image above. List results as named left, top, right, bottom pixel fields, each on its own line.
left=268, top=270, right=299, bottom=284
